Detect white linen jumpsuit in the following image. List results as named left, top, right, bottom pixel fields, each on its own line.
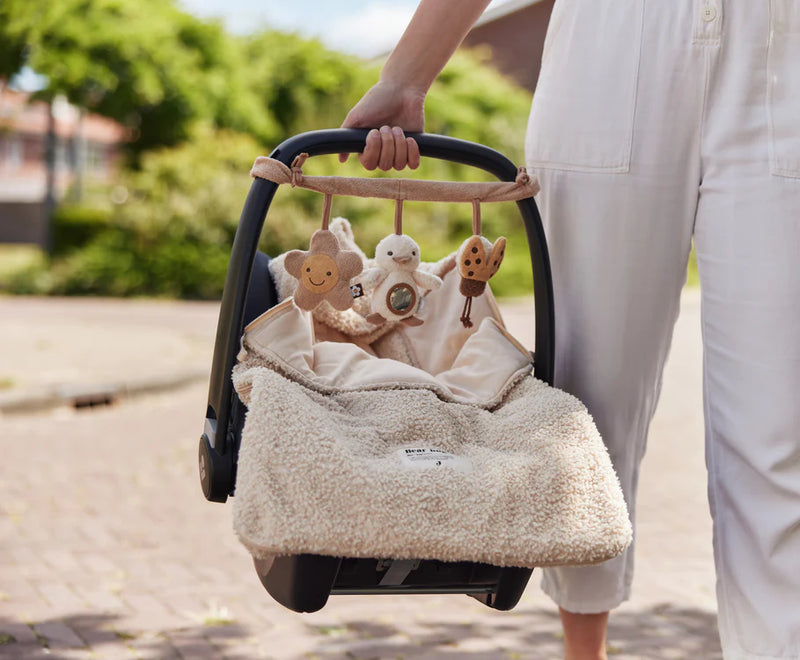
left=525, top=1, right=800, bottom=658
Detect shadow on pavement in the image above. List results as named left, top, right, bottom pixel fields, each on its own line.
left=0, top=613, right=250, bottom=659
left=305, top=605, right=722, bottom=659
left=607, top=605, right=722, bottom=658
left=0, top=606, right=722, bottom=659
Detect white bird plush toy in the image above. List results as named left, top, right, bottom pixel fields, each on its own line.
left=358, top=233, right=442, bottom=326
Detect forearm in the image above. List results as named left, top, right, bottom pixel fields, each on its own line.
left=380, top=0, right=492, bottom=93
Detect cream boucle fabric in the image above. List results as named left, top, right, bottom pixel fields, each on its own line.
left=232, top=296, right=632, bottom=569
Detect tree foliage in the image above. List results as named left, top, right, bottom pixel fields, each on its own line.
left=1, top=0, right=275, bottom=153
left=428, top=47, right=531, bottom=164
left=1, top=3, right=537, bottom=299
left=0, top=0, right=28, bottom=80
left=244, top=31, right=377, bottom=137
left=11, top=128, right=257, bottom=297
left=1, top=1, right=531, bottom=160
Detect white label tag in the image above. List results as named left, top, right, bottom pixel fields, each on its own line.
left=396, top=447, right=473, bottom=473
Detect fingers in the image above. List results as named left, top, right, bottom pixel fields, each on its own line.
left=356, top=126, right=419, bottom=171
left=392, top=127, right=407, bottom=170
left=377, top=125, right=395, bottom=171
left=406, top=136, right=420, bottom=170
left=358, top=129, right=383, bottom=170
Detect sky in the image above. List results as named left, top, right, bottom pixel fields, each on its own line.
left=178, top=0, right=509, bottom=57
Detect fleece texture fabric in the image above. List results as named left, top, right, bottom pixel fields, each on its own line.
left=232, top=291, right=632, bottom=568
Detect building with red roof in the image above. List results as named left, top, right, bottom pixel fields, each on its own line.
left=0, top=84, right=127, bottom=245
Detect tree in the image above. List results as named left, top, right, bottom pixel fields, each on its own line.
left=245, top=31, right=377, bottom=138
left=0, top=0, right=28, bottom=80
left=2, top=14, right=539, bottom=298
left=0, top=0, right=276, bottom=155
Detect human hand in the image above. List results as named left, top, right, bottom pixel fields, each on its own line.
left=339, top=81, right=424, bottom=171
left=348, top=125, right=421, bottom=172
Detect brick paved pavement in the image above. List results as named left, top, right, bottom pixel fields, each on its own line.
left=0, top=292, right=720, bottom=659
left=0, top=297, right=215, bottom=413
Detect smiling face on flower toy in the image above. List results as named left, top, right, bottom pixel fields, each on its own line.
left=284, top=230, right=363, bottom=311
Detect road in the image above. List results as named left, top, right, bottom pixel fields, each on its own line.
left=0, top=291, right=720, bottom=659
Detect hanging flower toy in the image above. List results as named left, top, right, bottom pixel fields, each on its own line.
left=284, top=194, right=363, bottom=311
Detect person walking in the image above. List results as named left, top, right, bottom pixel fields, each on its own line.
left=340, top=1, right=800, bottom=659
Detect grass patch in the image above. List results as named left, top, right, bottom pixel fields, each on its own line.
left=313, top=625, right=348, bottom=637
left=115, top=630, right=138, bottom=641
left=0, top=244, right=44, bottom=275
left=32, top=629, right=48, bottom=648
left=0, top=244, right=48, bottom=294
left=0, top=633, right=16, bottom=645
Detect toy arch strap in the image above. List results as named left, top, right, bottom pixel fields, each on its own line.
left=250, top=153, right=540, bottom=204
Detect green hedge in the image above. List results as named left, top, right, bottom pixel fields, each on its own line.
left=51, top=205, right=114, bottom=256
left=0, top=44, right=543, bottom=299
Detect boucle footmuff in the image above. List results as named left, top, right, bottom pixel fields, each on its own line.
left=231, top=217, right=632, bottom=570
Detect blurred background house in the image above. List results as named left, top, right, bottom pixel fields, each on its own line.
left=0, top=85, right=126, bottom=246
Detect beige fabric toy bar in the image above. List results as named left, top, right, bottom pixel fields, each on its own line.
left=250, top=153, right=540, bottom=202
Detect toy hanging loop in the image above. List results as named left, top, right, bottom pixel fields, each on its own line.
left=394, top=199, right=404, bottom=235
left=321, top=193, right=333, bottom=231
left=472, top=199, right=481, bottom=236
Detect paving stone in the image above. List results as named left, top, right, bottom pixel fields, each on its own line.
left=32, top=582, right=85, bottom=615
left=49, top=649, right=99, bottom=660
left=125, top=632, right=182, bottom=660
left=0, top=293, right=722, bottom=659
left=82, top=641, right=141, bottom=660
left=78, top=552, right=119, bottom=575
left=168, top=630, right=224, bottom=660
left=40, top=551, right=83, bottom=574
left=76, top=588, right=127, bottom=614
left=0, top=620, right=37, bottom=644
left=32, top=620, right=86, bottom=649
left=0, top=642, right=50, bottom=659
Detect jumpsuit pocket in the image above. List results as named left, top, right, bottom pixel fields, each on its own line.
left=524, top=0, right=644, bottom=173
left=767, top=0, right=800, bottom=178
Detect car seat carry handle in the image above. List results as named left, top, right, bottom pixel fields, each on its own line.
left=201, top=129, right=554, bottom=503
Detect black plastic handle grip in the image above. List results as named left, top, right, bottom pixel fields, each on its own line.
left=205, top=128, right=554, bottom=465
